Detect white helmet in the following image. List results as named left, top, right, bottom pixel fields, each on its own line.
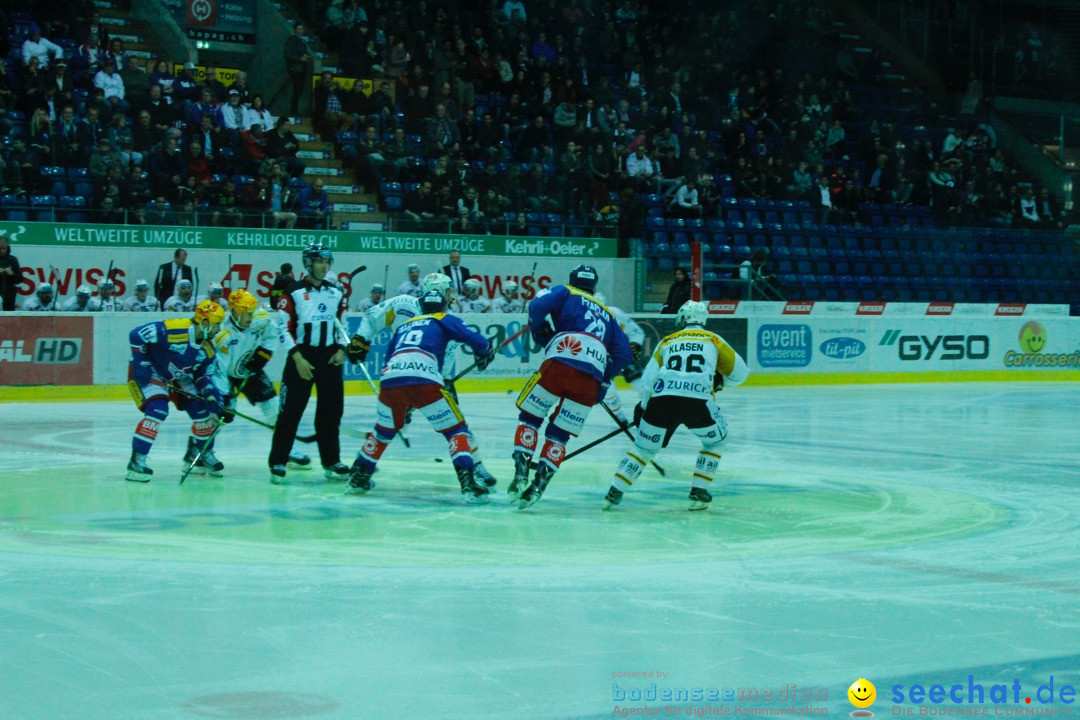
left=503, top=281, right=519, bottom=299
left=209, top=282, right=224, bottom=297
left=423, top=272, right=451, bottom=294
left=463, top=277, right=482, bottom=299
left=37, top=283, right=54, bottom=296
left=77, top=284, right=92, bottom=297
left=676, top=300, right=709, bottom=328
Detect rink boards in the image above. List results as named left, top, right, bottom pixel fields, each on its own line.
left=1, top=302, right=1077, bottom=397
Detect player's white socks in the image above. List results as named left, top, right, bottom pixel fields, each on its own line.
left=692, top=448, right=722, bottom=490
left=611, top=447, right=653, bottom=492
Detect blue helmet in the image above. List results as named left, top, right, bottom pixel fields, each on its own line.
left=302, top=243, right=333, bottom=269
left=419, top=289, right=447, bottom=314
left=569, top=264, right=598, bottom=293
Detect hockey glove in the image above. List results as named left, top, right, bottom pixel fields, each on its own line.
left=222, top=395, right=237, bottom=423
left=203, top=388, right=226, bottom=419
left=475, top=343, right=497, bottom=371
left=346, top=334, right=370, bottom=365
left=244, top=347, right=273, bottom=374
left=713, top=372, right=725, bottom=392
left=131, top=357, right=153, bottom=387
left=630, top=342, right=643, bottom=365
left=596, top=381, right=611, bottom=404
left=532, top=322, right=555, bottom=346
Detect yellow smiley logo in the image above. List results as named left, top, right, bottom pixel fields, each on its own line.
left=848, top=678, right=876, bottom=708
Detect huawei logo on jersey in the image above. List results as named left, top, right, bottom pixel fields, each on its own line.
left=556, top=336, right=582, bottom=356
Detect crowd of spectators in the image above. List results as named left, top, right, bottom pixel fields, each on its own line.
left=295, top=0, right=1070, bottom=252
left=0, top=3, right=331, bottom=229
left=0, top=0, right=1072, bottom=248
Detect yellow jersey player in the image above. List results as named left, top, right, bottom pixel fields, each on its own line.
left=211, top=289, right=311, bottom=470
left=603, top=300, right=748, bottom=511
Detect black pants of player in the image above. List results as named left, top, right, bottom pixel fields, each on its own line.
left=641, top=395, right=716, bottom=447
left=269, top=346, right=343, bottom=468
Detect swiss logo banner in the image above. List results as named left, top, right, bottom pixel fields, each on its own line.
left=0, top=316, right=93, bottom=386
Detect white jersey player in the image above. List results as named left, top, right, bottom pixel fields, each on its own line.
left=96, top=280, right=120, bottom=312
left=211, top=289, right=310, bottom=468
left=23, top=283, right=58, bottom=311
left=603, top=300, right=748, bottom=512
left=62, top=285, right=98, bottom=311
left=356, top=283, right=384, bottom=312
left=491, top=281, right=525, bottom=313
left=164, top=279, right=198, bottom=312
left=197, top=282, right=225, bottom=310
left=452, top=278, right=491, bottom=313
left=122, top=279, right=161, bottom=311
left=394, top=263, right=424, bottom=298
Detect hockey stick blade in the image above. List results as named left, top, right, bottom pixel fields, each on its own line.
left=348, top=265, right=368, bottom=281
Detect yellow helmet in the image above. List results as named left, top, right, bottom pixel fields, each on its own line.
left=227, top=289, right=258, bottom=314
left=194, top=299, right=225, bottom=326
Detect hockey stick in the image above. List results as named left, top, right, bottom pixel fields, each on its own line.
left=348, top=265, right=368, bottom=281
left=180, top=414, right=226, bottom=485
left=382, top=264, right=389, bottom=297
left=599, top=401, right=666, bottom=476
left=450, top=324, right=530, bottom=383
left=193, top=267, right=200, bottom=303
left=168, top=384, right=319, bottom=443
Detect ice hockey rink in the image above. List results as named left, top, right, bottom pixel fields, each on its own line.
left=1, top=381, right=1079, bottom=720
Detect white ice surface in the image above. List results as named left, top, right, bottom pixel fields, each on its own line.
left=1, top=383, right=1079, bottom=719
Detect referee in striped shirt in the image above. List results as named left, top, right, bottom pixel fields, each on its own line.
left=269, top=244, right=350, bottom=484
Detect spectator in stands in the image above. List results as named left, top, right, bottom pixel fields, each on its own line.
left=120, top=57, right=150, bottom=110
left=211, top=178, right=243, bottom=227
left=241, top=175, right=296, bottom=228
left=403, top=180, right=438, bottom=230
left=142, top=84, right=177, bottom=134
left=284, top=23, right=312, bottom=115
left=519, top=115, right=553, bottom=164
left=1015, top=186, right=1041, bottom=228
left=201, top=65, right=227, bottom=103
left=5, top=137, right=39, bottom=194
left=148, top=60, right=176, bottom=97
left=217, top=89, right=246, bottom=146
left=187, top=114, right=221, bottom=168
left=147, top=195, right=177, bottom=225
left=738, top=248, right=782, bottom=300
left=424, top=103, right=461, bottom=157
left=0, top=236, right=21, bottom=311
left=356, top=124, right=388, bottom=187
left=313, top=72, right=354, bottom=142
left=625, top=145, right=659, bottom=193
left=72, top=39, right=103, bottom=88
left=270, top=262, right=295, bottom=306
left=99, top=195, right=124, bottom=224
left=89, top=136, right=124, bottom=179
left=22, top=24, right=63, bottom=69
left=239, top=123, right=268, bottom=171
left=125, top=165, right=153, bottom=209
left=661, top=267, right=692, bottom=314
left=266, top=117, right=305, bottom=177
left=1036, top=187, right=1065, bottom=229
left=523, top=164, right=560, bottom=213
left=243, top=94, right=274, bottom=131
left=671, top=177, right=702, bottom=218
left=185, top=142, right=213, bottom=185
left=148, top=135, right=186, bottom=194
left=93, top=59, right=127, bottom=113
left=297, top=179, right=331, bottom=229
left=173, top=63, right=201, bottom=115
left=228, top=71, right=253, bottom=105
left=188, top=87, right=219, bottom=128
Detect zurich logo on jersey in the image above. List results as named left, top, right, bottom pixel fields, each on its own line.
left=318, top=303, right=327, bottom=312
left=653, top=378, right=665, bottom=393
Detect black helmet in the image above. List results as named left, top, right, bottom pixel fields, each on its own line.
left=302, top=243, right=333, bottom=270
left=569, top=264, right=598, bottom=293
left=419, top=289, right=447, bottom=314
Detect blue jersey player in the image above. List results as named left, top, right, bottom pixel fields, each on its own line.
left=510, top=264, right=633, bottom=508
left=125, top=300, right=227, bottom=482
left=346, top=290, right=497, bottom=503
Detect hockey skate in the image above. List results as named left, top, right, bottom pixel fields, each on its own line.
left=182, top=438, right=208, bottom=475
left=125, top=452, right=153, bottom=483
left=323, top=463, right=350, bottom=481
left=507, top=450, right=532, bottom=503
left=473, top=462, right=497, bottom=488
left=456, top=465, right=490, bottom=505
left=345, top=460, right=375, bottom=495
left=269, top=464, right=287, bottom=484
left=602, top=486, right=624, bottom=510
left=287, top=451, right=312, bottom=469
left=688, top=487, right=712, bottom=511
left=196, top=446, right=224, bottom=476
left=518, top=463, right=555, bottom=509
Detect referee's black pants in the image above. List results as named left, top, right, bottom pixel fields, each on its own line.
left=269, top=345, right=343, bottom=468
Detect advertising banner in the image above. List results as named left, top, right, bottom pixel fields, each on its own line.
left=0, top=316, right=93, bottom=386
left=168, top=0, right=257, bottom=44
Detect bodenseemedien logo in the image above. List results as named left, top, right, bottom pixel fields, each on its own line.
left=849, top=678, right=876, bottom=717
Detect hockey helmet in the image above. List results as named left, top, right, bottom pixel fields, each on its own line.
left=194, top=299, right=226, bottom=327
left=676, top=300, right=709, bottom=328
left=423, top=272, right=451, bottom=294
left=135, top=279, right=149, bottom=291
left=177, top=279, right=193, bottom=288
left=228, top=288, right=258, bottom=314
left=77, top=284, right=92, bottom=297
left=371, top=283, right=385, bottom=293
left=502, top=281, right=519, bottom=299
left=302, top=243, right=333, bottom=269
left=569, top=264, right=598, bottom=293
left=98, top=279, right=115, bottom=293
left=419, top=289, right=447, bottom=314
left=208, top=281, right=224, bottom=298
left=463, top=277, right=482, bottom=299
left=37, top=283, right=54, bottom=297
